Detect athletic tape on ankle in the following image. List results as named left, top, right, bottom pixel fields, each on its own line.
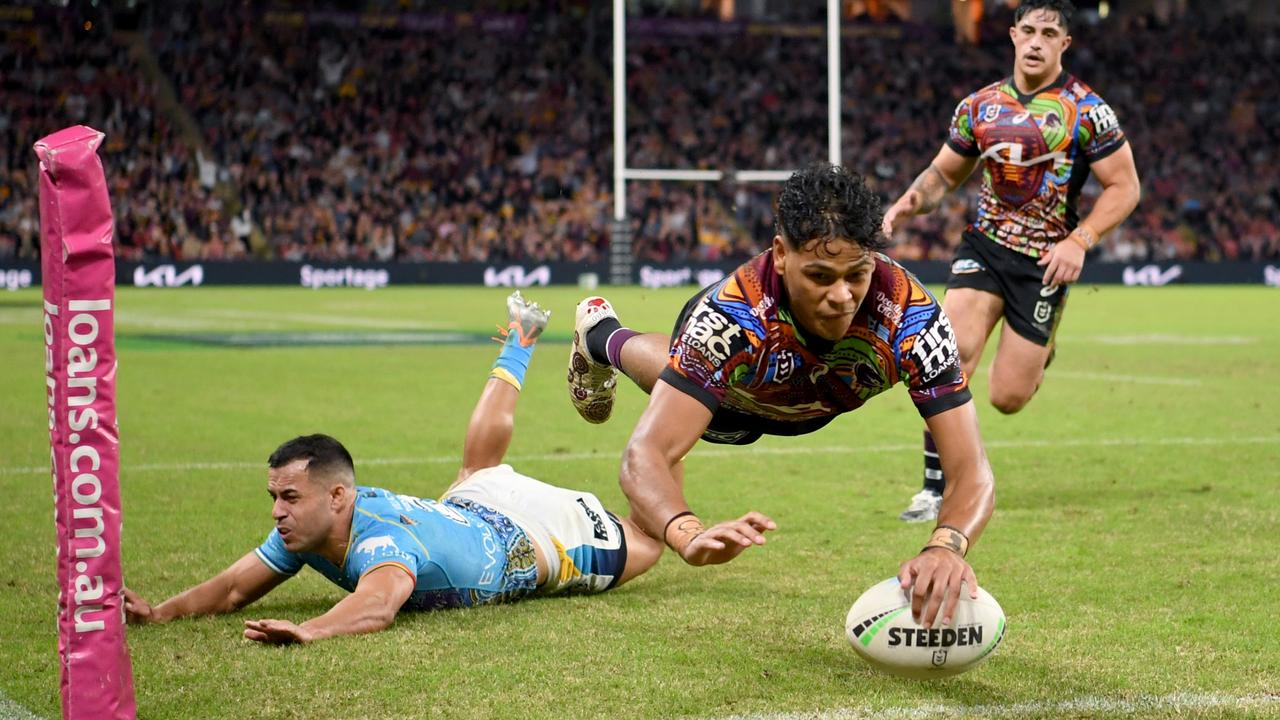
left=489, top=367, right=523, bottom=391
left=491, top=332, right=534, bottom=389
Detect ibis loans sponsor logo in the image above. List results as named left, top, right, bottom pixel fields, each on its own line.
left=300, top=265, right=389, bottom=289
left=44, top=298, right=112, bottom=633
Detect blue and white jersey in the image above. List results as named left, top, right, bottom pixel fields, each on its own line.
left=255, top=486, right=539, bottom=610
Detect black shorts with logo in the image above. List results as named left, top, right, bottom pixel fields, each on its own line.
left=669, top=284, right=838, bottom=446
left=946, top=230, right=1068, bottom=347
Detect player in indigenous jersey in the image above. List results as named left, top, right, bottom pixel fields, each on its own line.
left=882, top=0, right=1140, bottom=522
left=122, top=293, right=662, bottom=644
left=567, top=163, right=995, bottom=629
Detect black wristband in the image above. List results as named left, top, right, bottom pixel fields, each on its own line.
left=662, top=510, right=695, bottom=541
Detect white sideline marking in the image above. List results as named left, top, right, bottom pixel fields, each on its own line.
left=1051, top=371, right=1202, bottom=387
left=0, top=690, right=45, bottom=720
left=708, top=692, right=1280, bottom=720
left=2, top=436, right=1277, bottom=477
left=1064, top=334, right=1257, bottom=345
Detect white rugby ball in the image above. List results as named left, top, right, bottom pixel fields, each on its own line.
left=845, top=577, right=1005, bottom=679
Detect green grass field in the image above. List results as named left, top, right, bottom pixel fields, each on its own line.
left=1, top=285, right=1277, bottom=720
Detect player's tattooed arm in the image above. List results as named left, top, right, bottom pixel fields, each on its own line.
left=907, top=164, right=953, bottom=214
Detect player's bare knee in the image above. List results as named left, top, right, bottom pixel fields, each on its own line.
left=988, top=386, right=1033, bottom=415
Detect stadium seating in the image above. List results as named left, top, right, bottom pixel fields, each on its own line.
left=1, top=4, right=1276, bottom=263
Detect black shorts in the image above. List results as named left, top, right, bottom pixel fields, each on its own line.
left=946, top=230, right=1068, bottom=346
left=670, top=285, right=837, bottom=446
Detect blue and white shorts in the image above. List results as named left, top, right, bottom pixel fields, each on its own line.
left=444, top=464, right=628, bottom=595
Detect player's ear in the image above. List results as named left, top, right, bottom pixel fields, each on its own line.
left=1061, top=33, right=1072, bottom=52
left=772, top=235, right=788, bottom=274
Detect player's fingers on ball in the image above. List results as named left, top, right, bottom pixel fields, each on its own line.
left=964, top=564, right=980, bottom=597
left=910, top=570, right=933, bottom=622
left=897, top=560, right=918, bottom=589
left=921, top=570, right=954, bottom=628
left=939, top=573, right=964, bottom=626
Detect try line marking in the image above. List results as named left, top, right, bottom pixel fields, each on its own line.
left=2, top=435, right=1276, bottom=477
left=707, top=692, right=1280, bottom=720
left=0, top=689, right=45, bottom=720
left=1051, top=370, right=1201, bottom=387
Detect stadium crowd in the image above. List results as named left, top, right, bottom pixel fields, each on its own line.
left=0, top=3, right=1276, bottom=263
left=0, top=21, right=234, bottom=262
left=152, top=5, right=612, bottom=263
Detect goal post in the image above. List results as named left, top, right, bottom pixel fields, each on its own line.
left=609, top=0, right=842, bottom=284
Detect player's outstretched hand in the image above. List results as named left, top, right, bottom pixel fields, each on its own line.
left=896, top=548, right=979, bottom=630
left=881, top=190, right=922, bottom=239
left=122, top=587, right=155, bottom=625
left=1038, top=233, right=1087, bottom=287
left=679, top=511, right=777, bottom=566
left=244, top=618, right=314, bottom=645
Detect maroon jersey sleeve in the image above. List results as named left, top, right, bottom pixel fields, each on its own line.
left=661, top=292, right=755, bottom=414
left=893, top=290, right=972, bottom=419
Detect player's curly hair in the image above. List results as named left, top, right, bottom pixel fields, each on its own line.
left=775, top=162, right=888, bottom=253
left=269, top=434, right=356, bottom=486
left=1014, top=0, right=1075, bottom=31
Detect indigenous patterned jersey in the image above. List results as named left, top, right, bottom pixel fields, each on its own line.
left=255, top=486, right=538, bottom=611
left=947, top=71, right=1127, bottom=257
left=660, top=252, right=971, bottom=426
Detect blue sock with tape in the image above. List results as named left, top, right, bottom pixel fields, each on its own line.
left=490, top=328, right=535, bottom=391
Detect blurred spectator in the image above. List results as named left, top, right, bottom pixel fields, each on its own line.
left=2, top=4, right=1276, bottom=264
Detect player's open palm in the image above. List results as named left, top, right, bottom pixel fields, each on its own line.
left=244, top=618, right=314, bottom=645
left=679, top=511, right=777, bottom=566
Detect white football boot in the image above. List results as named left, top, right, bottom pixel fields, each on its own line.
left=567, top=296, right=619, bottom=424
left=898, top=489, right=942, bottom=523
left=504, top=290, right=549, bottom=347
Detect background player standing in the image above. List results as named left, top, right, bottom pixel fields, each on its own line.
left=882, top=0, right=1141, bottom=521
